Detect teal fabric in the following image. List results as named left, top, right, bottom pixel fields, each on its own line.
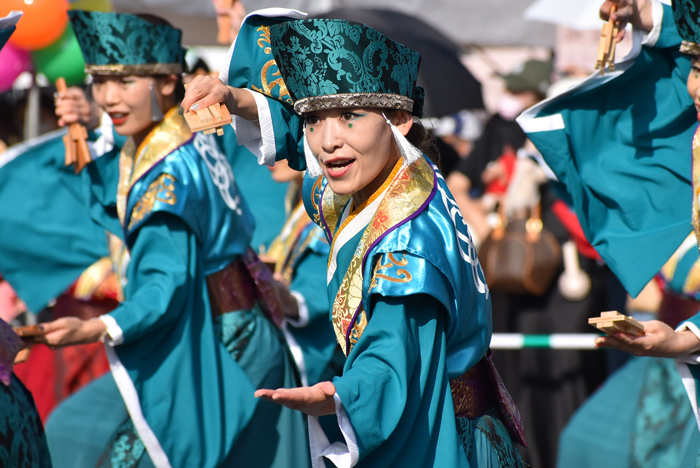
left=518, top=4, right=697, bottom=296
left=269, top=19, right=424, bottom=116
left=68, top=11, right=184, bottom=71
left=0, top=130, right=108, bottom=312
left=217, top=127, right=288, bottom=250
left=0, top=375, right=52, bottom=468
left=0, top=25, right=15, bottom=52
left=334, top=295, right=522, bottom=467
left=557, top=357, right=695, bottom=468
left=285, top=222, right=341, bottom=386
left=121, top=133, right=254, bottom=276
left=673, top=0, right=700, bottom=44
left=304, top=161, right=492, bottom=379
left=73, top=130, right=307, bottom=466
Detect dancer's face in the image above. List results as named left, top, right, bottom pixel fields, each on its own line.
left=687, top=56, right=700, bottom=117
left=91, top=75, right=175, bottom=142
left=303, top=108, right=413, bottom=206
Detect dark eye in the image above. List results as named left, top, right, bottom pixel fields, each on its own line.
left=305, top=115, right=319, bottom=126
left=340, top=112, right=354, bottom=121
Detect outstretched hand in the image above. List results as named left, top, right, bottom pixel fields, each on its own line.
left=40, top=317, right=106, bottom=348
left=180, top=74, right=258, bottom=121
left=595, top=319, right=700, bottom=358
left=254, top=381, right=337, bottom=416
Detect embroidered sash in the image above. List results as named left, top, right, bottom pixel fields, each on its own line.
left=325, top=157, right=436, bottom=356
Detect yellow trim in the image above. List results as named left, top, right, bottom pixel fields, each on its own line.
left=116, top=107, right=192, bottom=227
left=327, top=158, right=403, bottom=266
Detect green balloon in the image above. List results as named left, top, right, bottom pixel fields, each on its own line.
left=32, top=25, right=86, bottom=86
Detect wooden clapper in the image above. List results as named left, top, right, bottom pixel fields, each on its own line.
left=57, top=77, right=92, bottom=173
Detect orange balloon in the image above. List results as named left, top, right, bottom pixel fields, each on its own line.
left=1, top=0, right=69, bottom=51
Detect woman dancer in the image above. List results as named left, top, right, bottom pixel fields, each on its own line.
left=183, top=11, right=525, bottom=467
left=43, top=11, right=307, bottom=468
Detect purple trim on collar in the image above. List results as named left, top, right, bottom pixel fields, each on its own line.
left=343, top=168, right=438, bottom=351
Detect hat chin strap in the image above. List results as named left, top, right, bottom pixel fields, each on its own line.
left=381, top=113, right=422, bottom=166
left=303, top=134, right=324, bottom=178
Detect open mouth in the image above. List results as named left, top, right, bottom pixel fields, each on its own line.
left=324, top=158, right=355, bottom=178
left=109, top=113, right=129, bottom=126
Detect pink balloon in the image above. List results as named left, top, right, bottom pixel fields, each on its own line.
left=0, top=43, right=32, bottom=92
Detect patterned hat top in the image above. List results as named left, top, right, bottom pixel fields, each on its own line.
left=69, top=11, right=184, bottom=76
left=269, top=19, right=424, bottom=117
left=673, top=0, right=700, bottom=55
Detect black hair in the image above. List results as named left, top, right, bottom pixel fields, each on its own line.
left=133, top=13, right=185, bottom=103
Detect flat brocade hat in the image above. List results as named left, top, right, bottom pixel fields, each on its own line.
left=673, top=0, right=700, bottom=55
left=269, top=19, right=424, bottom=117
left=69, top=10, right=184, bottom=76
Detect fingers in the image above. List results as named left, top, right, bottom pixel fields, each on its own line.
left=180, top=75, right=229, bottom=114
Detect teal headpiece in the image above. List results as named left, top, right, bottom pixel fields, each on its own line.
left=68, top=10, right=184, bottom=76
left=673, top=0, right=700, bottom=55
left=0, top=11, right=22, bottom=53
left=269, top=19, right=424, bottom=117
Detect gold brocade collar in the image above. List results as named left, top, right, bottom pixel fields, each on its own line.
left=326, top=158, right=403, bottom=265
left=116, top=107, right=192, bottom=226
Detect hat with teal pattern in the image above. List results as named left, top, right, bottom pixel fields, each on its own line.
left=673, top=0, right=700, bottom=55
left=0, top=12, right=21, bottom=54
left=269, top=19, right=424, bottom=117
left=69, top=10, right=184, bottom=76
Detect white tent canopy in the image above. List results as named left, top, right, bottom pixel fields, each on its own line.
left=113, top=0, right=557, bottom=47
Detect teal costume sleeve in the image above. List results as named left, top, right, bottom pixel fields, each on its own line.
left=655, top=3, right=683, bottom=48
left=0, top=130, right=110, bottom=312
left=106, top=212, right=258, bottom=467
left=517, top=4, right=696, bottom=296
left=107, top=214, right=189, bottom=343
left=332, top=294, right=467, bottom=467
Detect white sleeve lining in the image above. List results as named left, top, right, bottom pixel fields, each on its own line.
left=99, top=314, right=124, bottom=346
left=307, top=393, right=360, bottom=468
left=285, top=291, right=310, bottom=328
left=229, top=89, right=277, bottom=166
left=640, top=0, right=664, bottom=47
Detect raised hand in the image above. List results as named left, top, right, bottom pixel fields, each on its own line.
left=54, top=86, right=100, bottom=129
left=180, top=74, right=258, bottom=121
left=254, top=381, right=337, bottom=416
left=595, top=319, right=700, bottom=358
left=599, top=0, right=652, bottom=41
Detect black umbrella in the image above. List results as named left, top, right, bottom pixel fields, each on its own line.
left=314, top=7, right=484, bottom=117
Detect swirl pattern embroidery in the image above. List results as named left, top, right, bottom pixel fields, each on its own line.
left=128, top=174, right=177, bottom=230
left=250, top=25, right=293, bottom=105
left=370, top=252, right=412, bottom=289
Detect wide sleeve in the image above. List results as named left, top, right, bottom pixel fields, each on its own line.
left=645, top=1, right=682, bottom=49
left=100, top=211, right=259, bottom=467
left=101, top=213, right=190, bottom=345
left=309, top=294, right=464, bottom=468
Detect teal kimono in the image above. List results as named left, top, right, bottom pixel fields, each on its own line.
left=45, top=109, right=309, bottom=468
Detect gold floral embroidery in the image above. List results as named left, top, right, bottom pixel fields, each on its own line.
left=692, top=127, right=700, bottom=251
left=330, top=157, right=434, bottom=356
left=250, top=26, right=293, bottom=105
left=370, top=252, right=412, bottom=290
left=684, top=257, right=700, bottom=296
left=311, top=176, right=325, bottom=225
left=128, top=174, right=178, bottom=230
